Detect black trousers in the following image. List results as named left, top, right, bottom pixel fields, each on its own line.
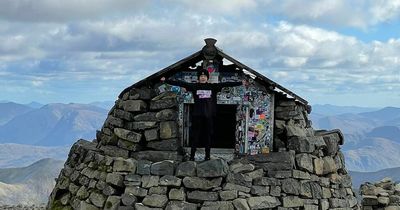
left=191, top=116, right=214, bottom=159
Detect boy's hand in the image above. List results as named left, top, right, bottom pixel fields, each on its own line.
left=160, top=77, right=166, bottom=82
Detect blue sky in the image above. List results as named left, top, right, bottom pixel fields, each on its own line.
left=0, top=0, right=399, bottom=107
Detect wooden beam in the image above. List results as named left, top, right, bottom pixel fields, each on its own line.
left=218, top=50, right=309, bottom=105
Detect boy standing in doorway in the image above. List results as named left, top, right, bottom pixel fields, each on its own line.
left=161, top=69, right=243, bottom=161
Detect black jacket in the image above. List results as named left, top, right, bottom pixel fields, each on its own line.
left=165, top=80, right=241, bottom=117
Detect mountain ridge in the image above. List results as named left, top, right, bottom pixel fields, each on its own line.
left=0, top=103, right=108, bottom=146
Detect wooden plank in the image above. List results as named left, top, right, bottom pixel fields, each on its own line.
left=218, top=50, right=309, bottom=105
left=118, top=50, right=202, bottom=98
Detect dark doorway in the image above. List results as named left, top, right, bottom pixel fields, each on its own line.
left=185, top=104, right=237, bottom=149
left=213, top=104, right=237, bottom=148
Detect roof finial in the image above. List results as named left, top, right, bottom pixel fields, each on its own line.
left=204, top=38, right=217, bottom=46
left=202, top=38, right=217, bottom=59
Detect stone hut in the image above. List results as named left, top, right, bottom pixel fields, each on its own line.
left=47, top=39, right=359, bottom=210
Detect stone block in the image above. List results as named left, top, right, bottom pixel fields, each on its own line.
left=300, top=182, right=312, bottom=198
left=296, top=153, right=314, bottom=173
left=169, top=188, right=186, bottom=201
left=160, top=121, right=177, bottom=139
left=250, top=185, right=270, bottom=196
left=78, top=201, right=99, bottom=210
left=126, top=121, right=157, bottom=131
left=105, top=116, right=124, bottom=128
left=134, top=112, right=158, bottom=121
left=270, top=185, right=281, bottom=196
left=293, top=169, right=311, bottom=180
left=156, top=109, right=177, bottom=121
left=183, top=177, right=222, bottom=190
left=117, top=139, right=141, bottom=151
left=233, top=198, right=250, bottom=210
left=249, top=151, right=295, bottom=165
left=144, top=128, right=159, bottom=141
left=187, top=191, right=218, bottom=203
left=121, top=193, right=137, bottom=206
left=165, top=201, right=197, bottom=210
left=313, top=158, right=324, bottom=175
left=137, top=160, right=152, bottom=175
left=362, top=195, right=379, bottom=206
left=103, top=184, right=117, bottom=196
left=309, top=182, right=322, bottom=199
left=147, top=139, right=177, bottom=151
left=281, top=178, right=300, bottom=195
left=201, top=201, right=234, bottom=210
left=160, top=175, right=182, bottom=187
left=253, top=177, right=280, bottom=186
left=151, top=160, right=175, bottom=175
left=329, top=198, right=348, bottom=208
left=287, top=136, right=315, bottom=153
left=114, top=128, right=142, bottom=143
left=113, top=109, right=133, bottom=121
left=220, top=190, right=238, bottom=201
left=148, top=186, right=168, bottom=195
left=150, top=98, right=177, bottom=110
left=100, top=145, right=129, bottom=158
left=76, top=186, right=89, bottom=200
left=226, top=173, right=252, bottom=187
left=113, top=158, right=137, bottom=172
left=176, top=161, right=197, bottom=177
left=141, top=175, right=160, bottom=188
left=304, top=204, right=319, bottom=210
left=247, top=196, right=281, bottom=209
left=223, top=183, right=251, bottom=193
left=282, top=196, right=304, bottom=207
left=142, top=194, right=168, bottom=208
left=121, top=100, right=147, bottom=112
left=125, top=186, right=148, bottom=197
left=89, top=192, right=106, bottom=208
left=131, top=151, right=182, bottom=162
left=269, top=170, right=292, bottom=178
left=229, top=162, right=255, bottom=174
left=106, top=173, right=124, bottom=187
left=244, top=169, right=264, bottom=180
left=322, top=133, right=340, bottom=156
left=197, top=159, right=229, bottom=178
left=134, top=203, right=162, bottom=210
left=125, top=174, right=141, bottom=186
left=104, top=196, right=120, bottom=210
left=322, top=156, right=337, bottom=175
left=286, top=125, right=307, bottom=137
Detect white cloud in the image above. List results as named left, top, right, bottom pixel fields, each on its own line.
left=0, top=0, right=148, bottom=22
left=0, top=2, right=398, bottom=106
left=255, top=0, right=400, bottom=28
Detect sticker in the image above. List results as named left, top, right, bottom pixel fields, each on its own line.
left=260, top=114, right=266, bottom=120
left=196, top=90, right=212, bottom=99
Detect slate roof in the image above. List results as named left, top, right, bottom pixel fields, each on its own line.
left=120, top=39, right=308, bottom=105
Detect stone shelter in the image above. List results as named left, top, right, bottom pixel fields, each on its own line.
left=47, top=38, right=359, bottom=210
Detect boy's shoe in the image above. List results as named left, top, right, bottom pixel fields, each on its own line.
left=204, top=157, right=210, bottom=161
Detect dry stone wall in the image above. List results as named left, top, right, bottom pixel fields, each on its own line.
left=47, top=87, right=360, bottom=210
left=360, top=178, right=400, bottom=210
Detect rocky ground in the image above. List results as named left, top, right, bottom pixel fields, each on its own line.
left=0, top=205, right=45, bottom=210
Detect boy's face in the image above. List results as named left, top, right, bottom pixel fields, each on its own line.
left=199, top=75, right=208, bottom=83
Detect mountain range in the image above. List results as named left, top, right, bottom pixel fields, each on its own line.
left=0, top=158, right=64, bottom=205
left=0, top=103, right=108, bottom=146
left=0, top=102, right=399, bottom=205
left=349, top=167, right=400, bottom=189
left=0, top=143, right=69, bottom=168
left=311, top=105, right=400, bottom=172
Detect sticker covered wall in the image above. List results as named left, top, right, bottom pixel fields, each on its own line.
left=159, top=71, right=274, bottom=155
